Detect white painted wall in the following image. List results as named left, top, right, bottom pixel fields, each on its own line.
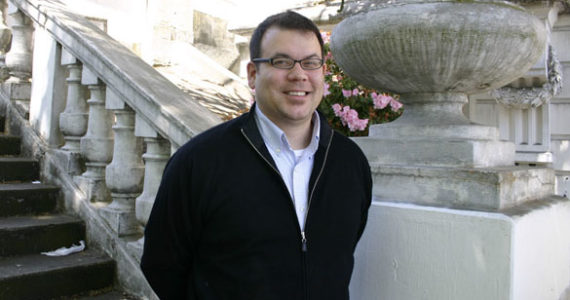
left=350, top=200, right=570, bottom=300
left=512, top=200, right=570, bottom=300
left=350, top=202, right=512, bottom=300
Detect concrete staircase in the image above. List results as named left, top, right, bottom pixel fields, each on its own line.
left=0, top=116, right=134, bottom=299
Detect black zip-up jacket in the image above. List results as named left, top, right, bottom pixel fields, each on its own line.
left=141, top=105, right=372, bottom=300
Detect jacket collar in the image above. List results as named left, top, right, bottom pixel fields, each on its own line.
left=241, top=103, right=333, bottom=153
left=241, top=103, right=334, bottom=193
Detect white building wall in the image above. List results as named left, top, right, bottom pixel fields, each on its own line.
left=468, top=13, right=570, bottom=198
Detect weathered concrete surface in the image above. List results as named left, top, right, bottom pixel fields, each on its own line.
left=366, top=163, right=555, bottom=211
left=355, top=137, right=515, bottom=168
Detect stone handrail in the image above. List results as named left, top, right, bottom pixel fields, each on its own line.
left=2, top=0, right=222, bottom=274
left=11, top=0, right=220, bottom=148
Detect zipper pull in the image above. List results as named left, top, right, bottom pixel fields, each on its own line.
left=301, top=231, right=307, bottom=252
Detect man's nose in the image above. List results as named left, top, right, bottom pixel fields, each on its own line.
left=287, top=63, right=308, bottom=81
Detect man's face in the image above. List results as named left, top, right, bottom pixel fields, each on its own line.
left=247, top=27, right=324, bottom=130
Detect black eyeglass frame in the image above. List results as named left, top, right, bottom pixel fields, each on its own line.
left=252, top=57, right=324, bottom=70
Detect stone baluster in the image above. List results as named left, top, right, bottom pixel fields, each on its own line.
left=0, top=1, right=12, bottom=81
left=59, top=48, right=88, bottom=152
left=100, top=88, right=145, bottom=236
left=127, top=115, right=171, bottom=256
left=76, top=66, right=113, bottom=202
left=134, top=115, right=170, bottom=228
left=5, top=3, right=33, bottom=81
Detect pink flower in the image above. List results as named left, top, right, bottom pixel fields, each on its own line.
left=352, top=89, right=359, bottom=97
left=332, top=103, right=342, bottom=116
left=332, top=104, right=368, bottom=132
left=342, top=89, right=353, bottom=98
left=324, top=83, right=331, bottom=97
left=390, top=99, right=403, bottom=112
left=373, top=94, right=393, bottom=109
left=348, top=118, right=368, bottom=132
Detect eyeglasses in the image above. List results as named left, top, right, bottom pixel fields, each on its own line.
left=252, top=56, right=324, bottom=70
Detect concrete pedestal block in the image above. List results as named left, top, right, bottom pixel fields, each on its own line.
left=74, top=168, right=110, bottom=203
left=50, top=149, right=84, bottom=176
left=355, top=137, right=515, bottom=168
left=370, top=163, right=555, bottom=211
left=99, top=193, right=140, bottom=237
left=1, top=80, right=31, bottom=101
left=350, top=197, right=570, bottom=300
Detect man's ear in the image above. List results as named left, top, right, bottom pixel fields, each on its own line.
left=247, top=62, right=257, bottom=89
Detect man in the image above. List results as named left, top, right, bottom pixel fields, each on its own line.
left=141, top=11, right=372, bottom=300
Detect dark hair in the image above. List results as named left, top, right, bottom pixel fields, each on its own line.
left=249, top=11, right=324, bottom=61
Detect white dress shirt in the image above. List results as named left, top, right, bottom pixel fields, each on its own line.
left=254, top=108, right=320, bottom=231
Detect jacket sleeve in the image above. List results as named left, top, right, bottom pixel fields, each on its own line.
left=356, top=150, right=373, bottom=245
left=141, top=150, right=197, bottom=299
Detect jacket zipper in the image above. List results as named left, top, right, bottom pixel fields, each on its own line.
left=301, top=130, right=333, bottom=300
left=242, top=128, right=334, bottom=299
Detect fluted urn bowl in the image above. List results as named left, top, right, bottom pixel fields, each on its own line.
left=331, top=0, right=546, bottom=94
left=331, top=0, right=546, bottom=143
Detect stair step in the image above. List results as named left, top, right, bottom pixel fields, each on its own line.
left=0, top=157, right=39, bottom=182
left=0, top=249, right=115, bottom=300
left=0, top=135, right=20, bottom=156
left=58, top=290, right=139, bottom=300
left=0, top=214, right=85, bottom=256
left=0, top=183, right=59, bottom=217
left=0, top=116, right=4, bottom=133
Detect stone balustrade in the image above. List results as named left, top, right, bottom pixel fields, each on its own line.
left=1, top=0, right=221, bottom=266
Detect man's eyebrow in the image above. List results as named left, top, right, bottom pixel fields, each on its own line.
left=271, top=53, right=322, bottom=59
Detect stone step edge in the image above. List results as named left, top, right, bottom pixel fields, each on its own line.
left=0, top=249, right=113, bottom=280
left=0, top=214, right=83, bottom=230
left=0, top=182, right=59, bottom=192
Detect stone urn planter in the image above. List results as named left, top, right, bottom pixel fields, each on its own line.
left=331, top=0, right=547, bottom=167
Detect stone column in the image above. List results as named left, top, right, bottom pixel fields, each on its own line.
left=5, top=3, right=33, bottom=81
left=76, top=66, right=113, bottom=202
left=59, top=48, right=88, bottom=152
left=100, top=88, right=145, bottom=236
left=28, top=26, right=67, bottom=148
left=128, top=114, right=171, bottom=257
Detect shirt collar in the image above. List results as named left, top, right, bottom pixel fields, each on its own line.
left=254, top=106, right=320, bottom=155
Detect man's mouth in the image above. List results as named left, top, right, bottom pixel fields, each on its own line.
left=286, top=91, right=309, bottom=96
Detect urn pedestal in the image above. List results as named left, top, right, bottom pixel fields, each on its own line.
left=331, top=2, right=570, bottom=299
